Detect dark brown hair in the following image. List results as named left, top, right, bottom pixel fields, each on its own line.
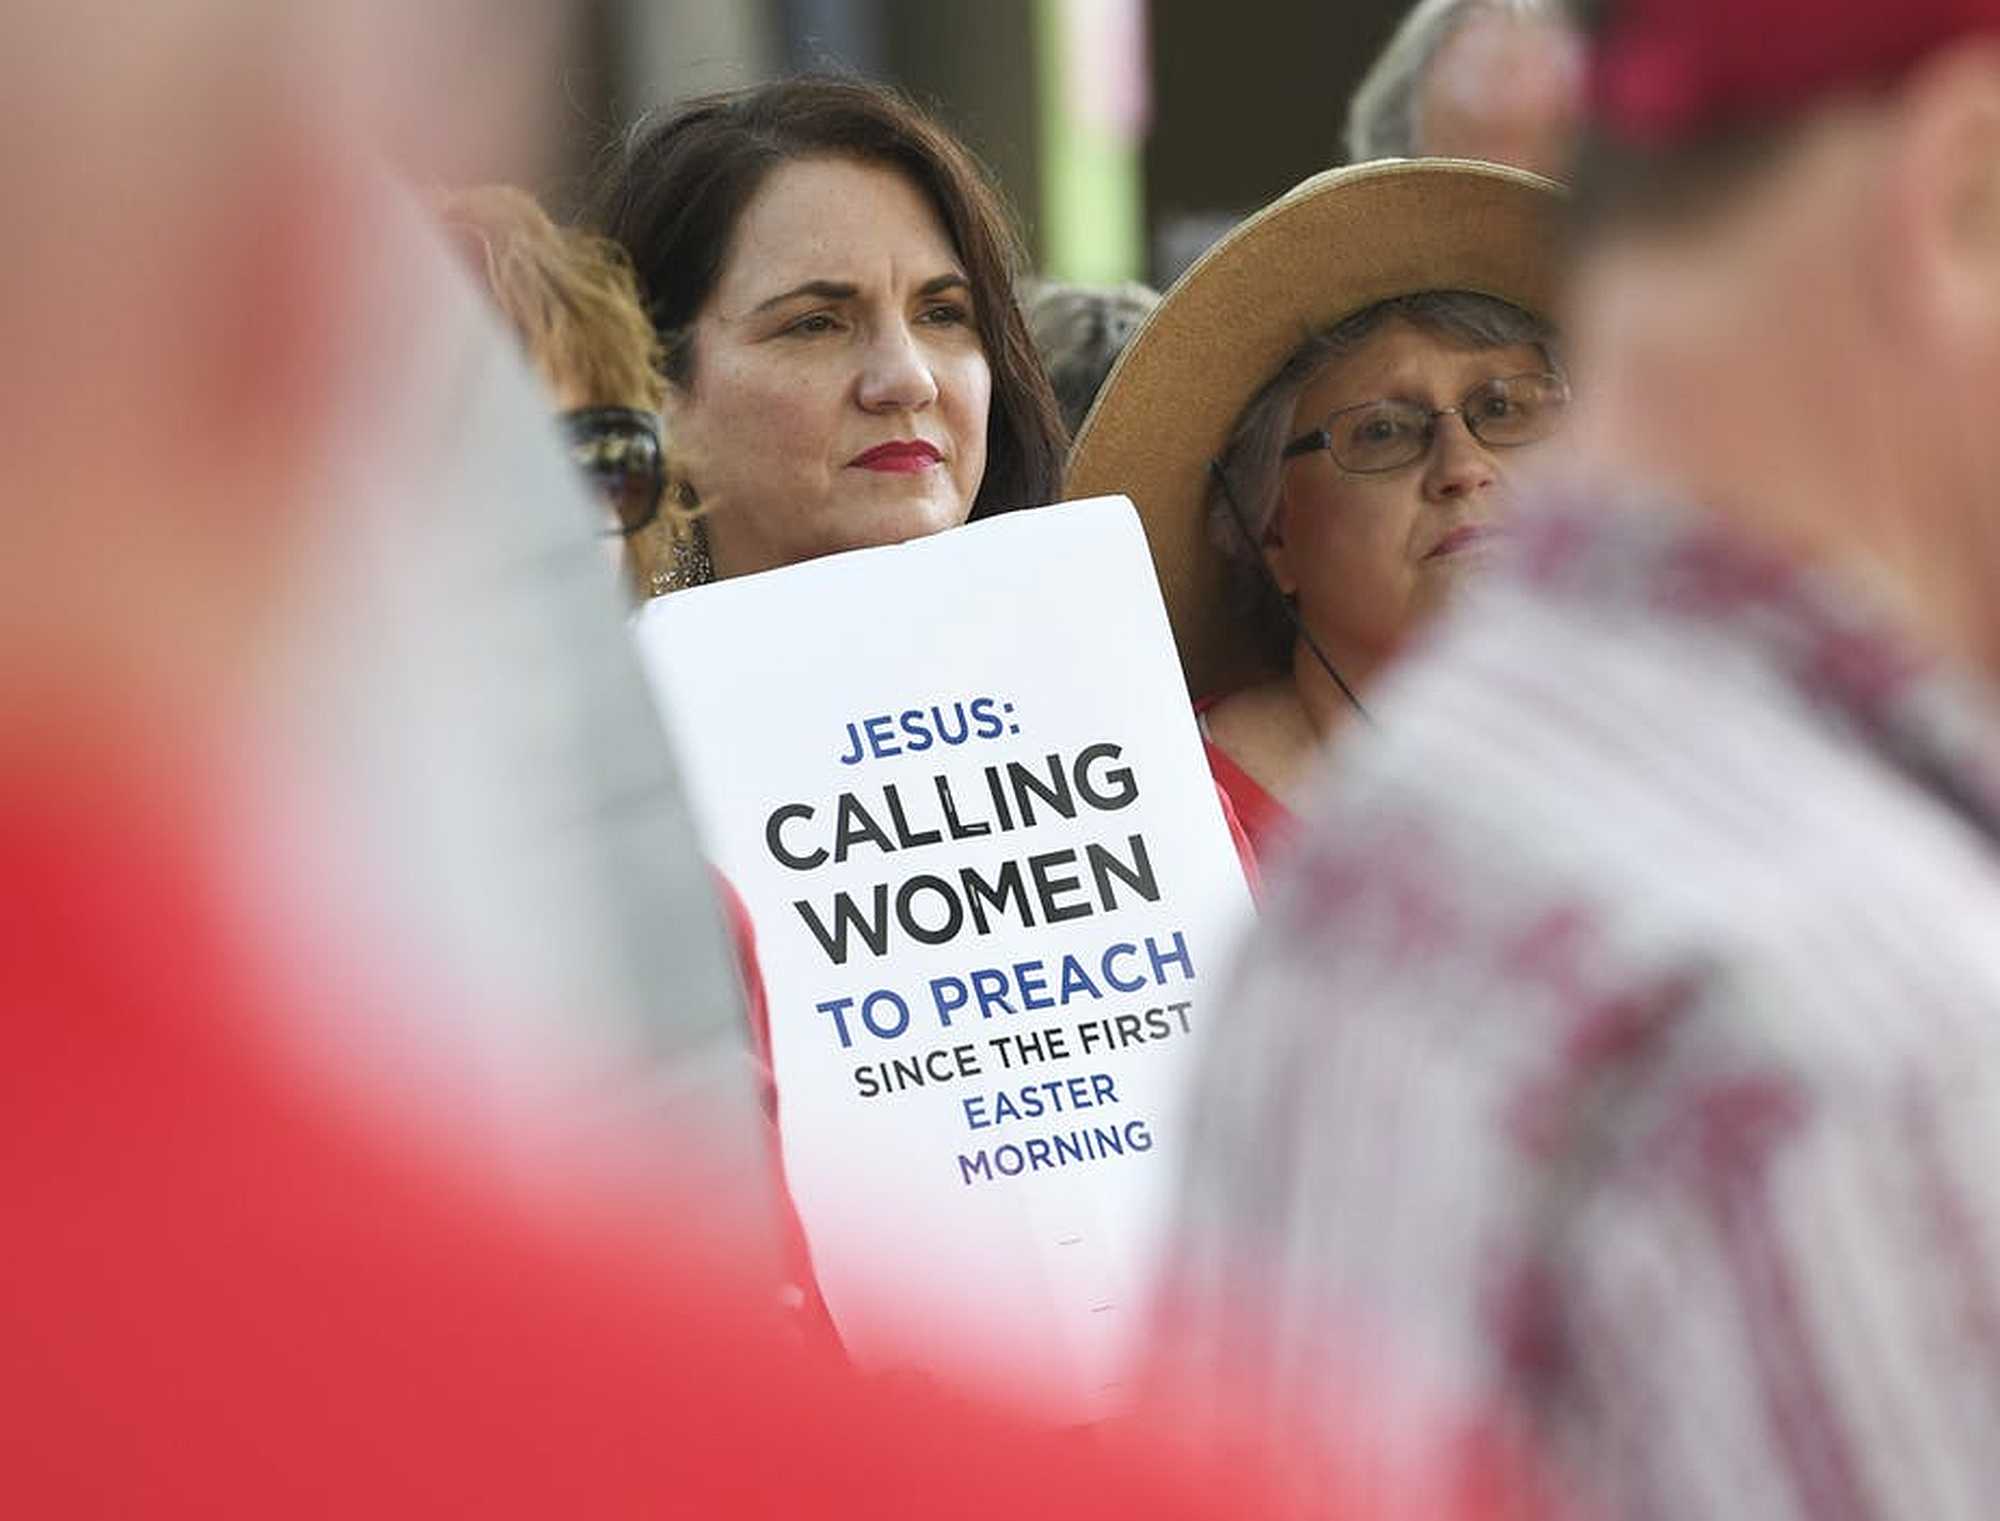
left=588, top=74, right=1066, bottom=521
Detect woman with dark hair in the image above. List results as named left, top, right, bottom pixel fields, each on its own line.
left=589, top=79, right=1082, bottom=1370
left=590, top=75, right=1066, bottom=583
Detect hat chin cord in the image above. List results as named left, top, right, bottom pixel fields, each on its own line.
left=1207, top=458, right=1373, bottom=726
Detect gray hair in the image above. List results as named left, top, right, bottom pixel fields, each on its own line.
left=1024, top=280, right=1161, bottom=437
left=1345, top=0, right=1571, bottom=163
left=1207, top=289, right=1561, bottom=669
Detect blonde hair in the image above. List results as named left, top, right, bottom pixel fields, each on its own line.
left=438, top=185, right=705, bottom=597
left=437, top=185, right=666, bottom=413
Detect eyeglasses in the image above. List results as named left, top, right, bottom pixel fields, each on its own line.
left=1281, top=372, right=1571, bottom=476
left=561, top=407, right=667, bottom=538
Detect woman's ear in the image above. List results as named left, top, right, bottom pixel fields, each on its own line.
left=1262, top=487, right=1300, bottom=598
left=659, top=382, right=701, bottom=489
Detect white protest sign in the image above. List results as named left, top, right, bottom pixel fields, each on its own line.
left=634, top=497, right=1254, bottom=1421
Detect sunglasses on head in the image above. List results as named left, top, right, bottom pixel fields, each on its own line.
left=560, top=406, right=666, bottom=538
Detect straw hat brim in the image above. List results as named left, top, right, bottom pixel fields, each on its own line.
left=1063, top=158, right=1567, bottom=700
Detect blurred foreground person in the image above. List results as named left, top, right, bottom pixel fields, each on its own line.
left=1346, top=0, right=1583, bottom=176
left=1164, top=1, right=2000, bottom=1516
left=444, top=181, right=844, bottom=1335
left=2, top=5, right=754, bottom=1114
left=1068, top=161, right=1568, bottom=864
left=590, top=75, right=1066, bottom=582
left=1026, top=277, right=1159, bottom=436
left=0, top=5, right=1336, bottom=1514
left=438, top=185, right=697, bottom=598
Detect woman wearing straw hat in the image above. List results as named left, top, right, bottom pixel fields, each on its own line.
left=1067, top=160, right=1569, bottom=865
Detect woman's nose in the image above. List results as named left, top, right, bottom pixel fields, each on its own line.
left=856, top=322, right=940, bottom=413
left=1423, top=411, right=1499, bottom=500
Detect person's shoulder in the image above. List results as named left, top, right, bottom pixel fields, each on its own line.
left=1268, top=493, right=2000, bottom=1079
left=1201, top=680, right=1313, bottom=795
left=1308, top=495, right=1883, bottom=897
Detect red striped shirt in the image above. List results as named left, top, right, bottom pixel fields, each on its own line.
left=1161, top=493, right=2000, bottom=1519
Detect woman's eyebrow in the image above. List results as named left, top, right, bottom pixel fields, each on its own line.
left=749, top=279, right=858, bottom=314
left=1326, top=382, right=1426, bottom=409
left=1333, top=371, right=1488, bottom=406
left=745, top=271, right=967, bottom=316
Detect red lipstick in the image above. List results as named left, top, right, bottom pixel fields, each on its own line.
left=850, top=440, right=944, bottom=473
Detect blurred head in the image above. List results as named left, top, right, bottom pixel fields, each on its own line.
left=1569, top=0, right=2000, bottom=672
left=4, top=7, right=353, bottom=755
left=1214, top=292, right=1565, bottom=683
left=591, top=75, right=1065, bottom=579
left=1026, top=280, right=1160, bottom=436
left=437, top=185, right=689, bottom=598
left=1348, top=0, right=1584, bottom=177
left=2, top=1, right=566, bottom=758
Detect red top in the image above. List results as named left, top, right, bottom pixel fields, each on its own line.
left=1195, top=698, right=1297, bottom=873
left=715, top=872, right=838, bottom=1342
left=1, top=758, right=1304, bottom=1518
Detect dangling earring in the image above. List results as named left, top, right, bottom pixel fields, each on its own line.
left=644, top=478, right=716, bottom=592
left=650, top=515, right=713, bottom=595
